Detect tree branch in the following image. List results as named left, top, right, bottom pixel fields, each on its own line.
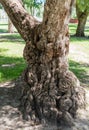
left=0, top=0, right=40, bottom=42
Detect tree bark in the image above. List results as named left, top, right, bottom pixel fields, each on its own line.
left=76, top=6, right=88, bottom=37
left=0, top=0, right=85, bottom=126
left=8, top=18, right=14, bottom=33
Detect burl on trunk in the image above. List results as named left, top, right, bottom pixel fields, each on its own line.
left=0, top=0, right=85, bottom=126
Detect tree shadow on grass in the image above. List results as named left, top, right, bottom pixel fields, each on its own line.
left=0, top=33, right=25, bottom=43
left=0, top=29, right=8, bottom=33
left=70, top=35, right=89, bottom=41
left=69, top=60, right=89, bottom=86
left=0, top=55, right=26, bottom=83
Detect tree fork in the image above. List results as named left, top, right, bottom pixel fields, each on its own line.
left=0, top=0, right=85, bottom=126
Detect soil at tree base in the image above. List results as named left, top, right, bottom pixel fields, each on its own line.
left=0, top=78, right=89, bottom=130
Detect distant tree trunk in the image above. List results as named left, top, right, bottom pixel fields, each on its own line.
left=76, top=6, right=88, bottom=37
left=0, top=0, right=85, bottom=126
left=30, top=6, right=35, bottom=16
left=8, top=18, right=14, bottom=33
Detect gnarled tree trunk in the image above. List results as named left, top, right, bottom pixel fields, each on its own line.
left=0, top=0, right=85, bottom=126
left=76, top=6, right=88, bottom=37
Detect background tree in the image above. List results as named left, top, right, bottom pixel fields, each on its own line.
left=76, top=0, right=89, bottom=37
left=0, top=4, right=14, bottom=33
left=0, top=3, right=2, bottom=9
left=0, top=0, right=84, bottom=126
left=8, top=18, right=14, bottom=33
left=23, top=0, right=43, bottom=16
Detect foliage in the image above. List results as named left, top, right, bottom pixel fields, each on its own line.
left=76, top=0, right=89, bottom=13
left=22, top=0, right=44, bottom=16
left=71, top=7, right=77, bottom=18
left=23, top=0, right=43, bottom=5
left=23, top=0, right=42, bottom=8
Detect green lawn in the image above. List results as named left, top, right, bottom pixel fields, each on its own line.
left=0, top=24, right=8, bottom=33
left=69, top=37, right=89, bottom=86
left=0, top=23, right=89, bottom=86
left=0, top=33, right=26, bottom=82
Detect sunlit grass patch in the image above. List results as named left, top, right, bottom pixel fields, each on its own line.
left=0, top=33, right=26, bottom=83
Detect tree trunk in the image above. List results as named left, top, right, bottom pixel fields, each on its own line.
left=8, top=18, right=14, bottom=33
left=0, top=0, right=85, bottom=127
left=76, top=7, right=88, bottom=37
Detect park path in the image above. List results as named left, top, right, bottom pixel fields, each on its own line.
left=0, top=79, right=89, bottom=130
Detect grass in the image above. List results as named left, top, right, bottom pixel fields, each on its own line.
left=69, top=23, right=77, bottom=35
left=0, top=23, right=89, bottom=86
left=0, top=32, right=26, bottom=82
left=69, top=60, right=89, bottom=85
left=0, top=24, right=8, bottom=33
left=69, top=33, right=89, bottom=86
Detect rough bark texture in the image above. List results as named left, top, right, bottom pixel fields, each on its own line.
left=76, top=6, right=88, bottom=37
left=21, top=0, right=85, bottom=126
left=0, top=0, right=85, bottom=127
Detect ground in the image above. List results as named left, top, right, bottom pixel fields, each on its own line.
left=0, top=79, right=89, bottom=130
left=0, top=23, right=89, bottom=129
